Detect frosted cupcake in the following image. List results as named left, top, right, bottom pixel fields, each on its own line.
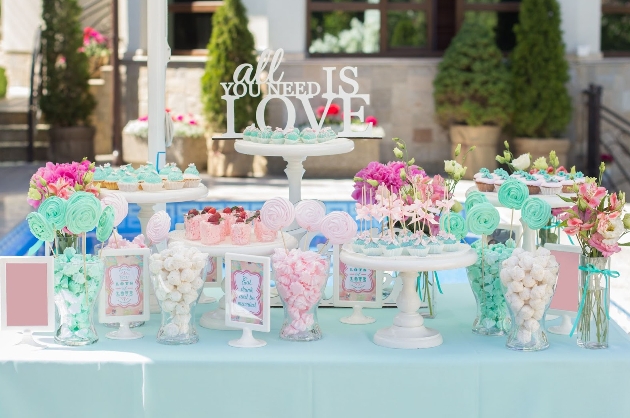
left=165, top=169, right=185, bottom=190
left=522, top=173, right=541, bottom=195
left=242, top=124, right=256, bottom=141
left=141, top=171, right=164, bottom=192
left=572, top=171, right=586, bottom=186
left=442, top=233, right=459, bottom=252
left=362, top=240, right=382, bottom=256
left=270, top=128, right=285, bottom=145
left=381, top=238, right=403, bottom=257
left=400, top=234, right=415, bottom=255
left=183, top=163, right=201, bottom=188
left=352, top=236, right=365, bottom=253
left=475, top=169, right=495, bottom=192
left=117, top=173, right=139, bottom=192
left=427, top=236, right=444, bottom=254
left=259, top=126, right=273, bottom=144
left=159, top=164, right=173, bottom=181
left=540, top=176, right=563, bottom=195
left=407, top=240, right=429, bottom=257
left=284, top=128, right=301, bottom=145
left=300, top=128, right=318, bottom=145
left=103, top=171, right=120, bottom=190
left=493, top=168, right=509, bottom=192
left=93, top=167, right=106, bottom=187
left=317, top=127, right=336, bottom=143
left=249, top=127, right=261, bottom=143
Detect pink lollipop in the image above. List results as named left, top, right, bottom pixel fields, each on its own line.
left=100, top=193, right=129, bottom=227
left=260, top=197, right=295, bottom=231
left=319, top=211, right=358, bottom=245
left=146, top=211, right=172, bottom=244
left=295, top=200, right=325, bottom=232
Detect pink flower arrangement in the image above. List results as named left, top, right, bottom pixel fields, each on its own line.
left=352, top=161, right=426, bottom=203
left=83, top=27, right=107, bottom=46
left=558, top=165, right=630, bottom=258
left=27, top=160, right=98, bottom=209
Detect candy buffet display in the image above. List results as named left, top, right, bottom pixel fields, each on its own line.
left=242, top=124, right=338, bottom=144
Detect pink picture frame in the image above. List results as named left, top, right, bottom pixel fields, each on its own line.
left=224, top=253, right=270, bottom=332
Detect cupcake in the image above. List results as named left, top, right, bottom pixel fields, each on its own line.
left=572, top=171, right=586, bottom=186
left=140, top=171, right=164, bottom=192
left=317, top=127, right=336, bottom=143
left=352, top=237, right=365, bottom=253
left=270, top=128, right=285, bottom=145
left=103, top=170, right=120, bottom=190
left=117, top=173, right=139, bottom=192
left=93, top=166, right=107, bottom=187
left=164, top=168, right=185, bottom=190
left=183, top=163, right=201, bottom=188
left=474, top=168, right=490, bottom=181
left=475, top=170, right=495, bottom=192
left=159, top=164, right=173, bottom=181
left=284, top=128, right=301, bottom=145
left=362, top=240, right=382, bottom=256
left=400, top=234, right=415, bottom=255
left=522, top=173, right=541, bottom=195
left=442, top=234, right=459, bottom=252
left=102, top=163, right=113, bottom=176
left=427, top=237, right=444, bottom=254
left=407, top=240, right=429, bottom=257
left=300, top=128, right=318, bottom=145
left=242, top=123, right=256, bottom=141
left=249, top=127, right=261, bottom=143
left=540, top=177, right=563, bottom=195
left=230, top=220, right=251, bottom=245
left=381, top=239, right=403, bottom=257
left=259, top=126, right=273, bottom=144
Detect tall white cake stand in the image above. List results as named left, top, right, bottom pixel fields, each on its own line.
left=340, top=244, right=477, bottom=349
left=100, top=185, right=209, bottom=313
left=168, top=230, right=298, bottom=330
left=234, top=139, right=354, bottom=204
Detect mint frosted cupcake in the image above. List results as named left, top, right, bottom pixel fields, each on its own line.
left=284, top=128, right=301, bottom=145
left=259, top=126, right=273, bottom=144
left=165, top=168, right=185, bottom=190
left=427, top=237, right=444, bottom=254
left=93, top=167, right=106, bottom=187
left=242, top=123, right=256, bottom=141
left=300, top=128, right=318, bottom=145
left=363, top=240, right=381, bottom=256
left=102, top=163, right=113, bottom=176
left=540, top=176, right=562, bottom=195
left=103, top=171, right=120, bottom=190
left=141, top=171, right=164, bottom=192
left=183, top=163, right=201, bottom=188
left=159, top=164, right=173, bottom=181
left=117, top=173, right=139, bottom=192
left=407, top=240, right=429, bottom=257
left=381, top=238, right=403, bottom=257
left=442, top=234, right=459, bottom=252
left=352, top=237, right=365, bottom=253
left=270, top=128, right=285, bottom=145
left=316, top=127, right=336, bottom=143
left=400, top=234, right=415, bottom=255
left=249, top=127, right=261, bottom=143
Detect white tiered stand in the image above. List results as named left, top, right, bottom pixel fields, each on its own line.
left=340, top=243, right=477, bottom=349
left=168, top=230, right=298, bottom=330
left=100, top=185, right=209, bottom=312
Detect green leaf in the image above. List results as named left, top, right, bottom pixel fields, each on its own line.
left=557, top=195, right=574, bottom=203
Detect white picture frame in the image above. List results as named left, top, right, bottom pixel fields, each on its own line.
left=224, top=253, right=271, bottom=333
left=98, top=248, right=151, bottom=325
left=0, top=256, right=55, bottom=333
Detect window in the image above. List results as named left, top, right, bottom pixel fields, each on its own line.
left=168, top=1, right=223, bottom=55
left=602, top=0, right=630, bottom=56
left=307, top=0, right=520, bottom=56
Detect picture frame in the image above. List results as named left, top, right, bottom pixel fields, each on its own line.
left=204, top=256, right=222, bottom=287
left=98, top=248, right=151, bottom=338
left=544, top=243, right=581, bottom=335
left=224, top=253, right=270, bottom=348
left=0, top=256, right=55, bottom=333
left=333, top=245, right=383, bottom=309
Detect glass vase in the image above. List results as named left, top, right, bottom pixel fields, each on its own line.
left=152, top=265, right=207, bottom=345
left=275, top=254, right=330, bottom=342
left=577, top=256, right=610, bottom=349
left=54, top=257, right=105, bottom=346
left=55, top=233, right=79, bottom=255
left=418, top=271, right=438, bottom=318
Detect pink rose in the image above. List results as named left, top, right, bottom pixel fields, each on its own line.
left=588, top=232, right=621, bottom=257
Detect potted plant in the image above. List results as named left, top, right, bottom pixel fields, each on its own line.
left=511, top=0, right=572, bottom=163
left=122, top=112, right=208, bottom=169
left=201, top=0, right=260, bottom=177
left=433, top=21, right=512, bottom=179
left=40, top=0, right=96, bottom=163
left=81, top=26, right=110, bottom=79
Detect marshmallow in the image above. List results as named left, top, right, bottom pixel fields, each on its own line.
left=522, top=276, right=536, bottom=288
left=517, top=328, right=532, bottom=344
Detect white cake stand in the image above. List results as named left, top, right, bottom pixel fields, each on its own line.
left=169, top=230, right=298, bottom=330
left=340, top=244, right=478, bottom=349
left=234, top=139, right=354, bottom=204
left=100, top=184, right=209, bottom=313
left=481, top=191, right=572, bottom=252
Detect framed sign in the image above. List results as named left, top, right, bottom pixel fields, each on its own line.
left=205, top=256, right=222, bottom=285
left=544, top=243, right=581, bottom=335
left=333, top=246, right=382, bottom=309
left=99, top=248, right=151, bottom=334
left=224, top=253, right=270, bottom=348
left=0, top=256, right=55, bottom=333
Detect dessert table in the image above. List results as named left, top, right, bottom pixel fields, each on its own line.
left=2, top=283, right=629, bottom=418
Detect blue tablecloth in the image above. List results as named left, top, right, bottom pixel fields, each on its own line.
left=1, top=283, right=629, bottom=418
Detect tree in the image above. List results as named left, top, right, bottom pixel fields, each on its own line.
left=511, top=0, right=572, bottom=138
left=201, top=0, right=260, bottom=132
left=40, top=0, right=95, bottom=127
left=433, top=21, right=512, bottom=128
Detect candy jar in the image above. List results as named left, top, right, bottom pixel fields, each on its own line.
left=54, top=248, right=105, bottom=346
left=500, top=247, right=559, bottom=351
left=150, top=244, right=209, bottom=345
left=272, top=249, right=330, bottom=342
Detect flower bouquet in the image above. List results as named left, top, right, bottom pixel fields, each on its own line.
left=81, top=27, right=110, bottom=78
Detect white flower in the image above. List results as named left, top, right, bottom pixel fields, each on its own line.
left=444, top=160, right=456, bottom=174
left=602, top=217, right=624, bottom=240
left=511, top=154, right=531, bottom=171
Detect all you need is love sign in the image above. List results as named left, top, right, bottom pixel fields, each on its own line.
left=217, top=48, right=375, bottom=138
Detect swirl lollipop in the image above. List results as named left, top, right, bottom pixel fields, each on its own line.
left=27, top=212, right=55, bottom=243
left=147, top=211, right=172, bottom=245
left=260, top=197, right=295, bottom=231
left=100, top=193, right=129, bottom=227
left=465, top=191, right=489, bottom=213
left=38, top=196, right=67, bottom=230
left=295, top=200, right=325, bottom=232
left=319, top=211, right=358, bottom=245
left=439, top=212, right=467, bottom=241
left=65, top=191, right=102, bottom=234
left=521, top=197, right=551, bottom=230
left=498, top=178, right=529, bottom=210
left=96, top=205, right=116, bottom=242
left=466, top=203, right=500, bottom=236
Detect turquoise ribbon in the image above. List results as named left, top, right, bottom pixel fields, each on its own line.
left=540, top=221, right=561, bottom=230
left=417, top=272, right=444, bottom=298
left=27, top=239, right=44, bottom=256
left=569, top=264, right=620, bottom=337
left=417, top=274, right=422, bottom=299
left=568, top=235, right=575, bottom=245
left=434, top=271, right=443, bottom=294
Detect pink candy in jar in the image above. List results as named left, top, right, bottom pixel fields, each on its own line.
left=230, top=220, right=251, bottom=245
left=200, top=218, right=223, bottom=245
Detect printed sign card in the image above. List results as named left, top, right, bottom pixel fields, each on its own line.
left=333, top=247, right=382, bottom=309
left=99, top=248, right=151, bottom=324
left=205, top=256, right=221, bottom=285
left=0, top=256, right=55, bottom=333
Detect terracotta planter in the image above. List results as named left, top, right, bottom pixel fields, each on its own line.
left=512, top=138, right=570, bottom=167
left=122, top=134, right=207, bottom=170
left=49, top=126, right=95, bottom=163
left=449, top=125, right=502, bottom=180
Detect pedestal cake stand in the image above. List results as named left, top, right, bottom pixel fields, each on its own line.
left=168, top=230, right=298, bottom=330
left=340, top=244, right=477, bottom=349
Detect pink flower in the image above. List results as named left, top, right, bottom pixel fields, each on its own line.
left=139, top=115, right=148, bottom=122
left=328, top=103, right=340, bottom=116
left=48, top=178, right=74, bottom=199
left=564, top=218, right=593, bottom=235
left=551, top=207, right=569, bottom=218
left=176, top=114, right=184, bottom=122
left=316, top=106, right=325, bottom=118
left=189, top=120, right=197, bottom=125
left=579, top=182, right=607, bottom=210
left=27, top=198, right=42, bottom=209
left=588, top=232, right=621, bottom=257
left=365, top=116, right=378, bottom=126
